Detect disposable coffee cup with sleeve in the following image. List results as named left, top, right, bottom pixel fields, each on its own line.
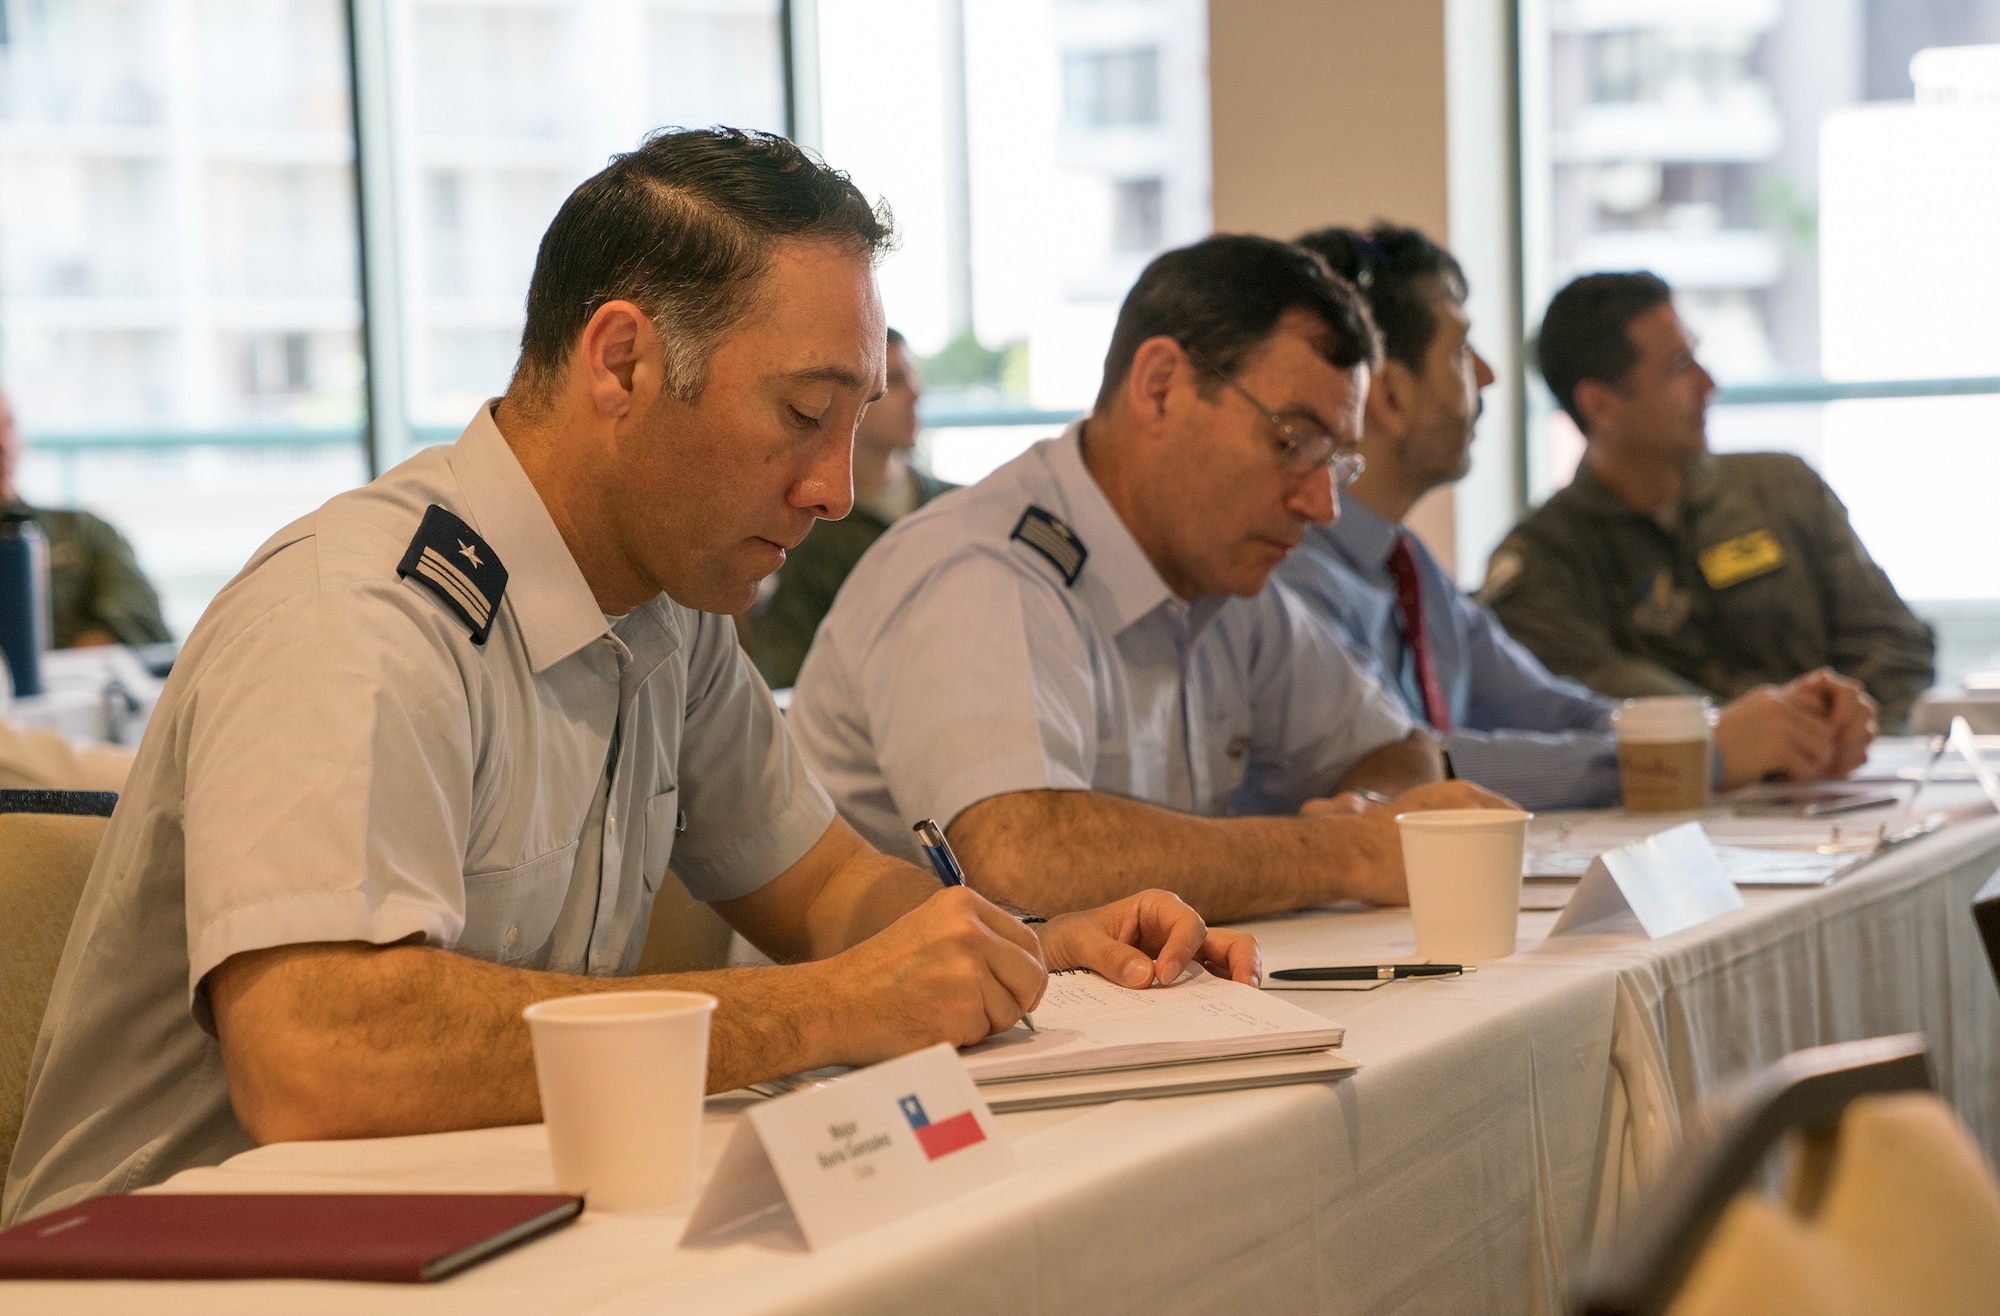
left=1610, top=696, right=1715, bottom=814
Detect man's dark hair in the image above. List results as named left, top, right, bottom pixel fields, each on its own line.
left=1294, top=223, right=1466, bottom=370
left=1534, top=271, right=1673, bottom=429
left=1096, top=234, right=1379, bottom=414
left=885, top=326, right=906, bottom=350
left=514, top=127, right=894, bottom=406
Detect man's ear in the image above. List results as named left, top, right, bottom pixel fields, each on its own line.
left=1570, top=377, right=1620, bottom=440
left=1121, top=336, right=1185, bottom=427
left=575, top=300, right=662, bottom=419
left=1367, top=358, right=1418, bottom=441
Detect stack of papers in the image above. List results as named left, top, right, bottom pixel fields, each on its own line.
left=961, top=967, right=1352, bottom=1111
left=753, top=969, right=1355, bottom=1113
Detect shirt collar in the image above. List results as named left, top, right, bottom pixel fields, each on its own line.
left=1046, top=423, right=1181, bottom=636
left=1313, top=497, right=1402, bottom=578
left=448, top=402, right=618, bottom=673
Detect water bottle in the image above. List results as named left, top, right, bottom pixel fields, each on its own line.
left=0, top=514, right=51, bottom=698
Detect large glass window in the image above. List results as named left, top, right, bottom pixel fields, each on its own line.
left=817, top=0, right=1212, bottom=485
left=0, top=0, right=368, bottom=636
left=1522, top=0, right=2000, bottom=680
left=383, top=0, right=788, bottom=448
left=0, top=0, right=790, bottom=638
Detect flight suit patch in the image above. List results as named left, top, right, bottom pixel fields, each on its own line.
left=1476, top=548, right=1524, bottom=605
left=1697, top=529, right=1786, bottom=590
left=1630, top=569, right=1691, bottom=636
left=397, top=504, right=508, bottom=644
left=1011, top=505, right=1087, bottom=586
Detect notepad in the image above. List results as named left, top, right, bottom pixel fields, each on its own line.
left=957, top=966, right=1345, bottom=1084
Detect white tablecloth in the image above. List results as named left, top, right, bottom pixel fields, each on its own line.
left=8, top=800, right=1997, bottom=1315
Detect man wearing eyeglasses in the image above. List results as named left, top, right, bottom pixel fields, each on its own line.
left=1483, top=271, right=1933, bottom=731
left=787, top=235, right=1511, bottom=923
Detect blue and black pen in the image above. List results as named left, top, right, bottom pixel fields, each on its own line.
left=913, top=818, right=1035, bottom=1032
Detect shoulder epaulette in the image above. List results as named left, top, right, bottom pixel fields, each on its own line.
left=1010, top=505, right=1087, bottom=587
left=397, top=504, right=508, bottom=644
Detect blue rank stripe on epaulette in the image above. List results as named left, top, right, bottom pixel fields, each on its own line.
left=396, top=504, right=508, bottom=645
left=1010, top=505, right=1087, bottom=587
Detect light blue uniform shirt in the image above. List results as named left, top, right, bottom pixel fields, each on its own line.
left=5, top=405, right=832, bottom=1224
left=1274, top=499, right=1626, bottom=810
left=789, top=424, right=1413, bottom=866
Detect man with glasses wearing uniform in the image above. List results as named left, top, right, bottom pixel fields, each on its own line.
left=789, top=236, right=1511, bottom=924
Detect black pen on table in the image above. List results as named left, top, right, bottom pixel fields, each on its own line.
left=1269, top=964, right=1465, bottom=982
left=912, top=818, right=1036, bottom=1032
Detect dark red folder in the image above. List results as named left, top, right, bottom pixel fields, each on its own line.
left=0, top=1193, right=582, bottom=1283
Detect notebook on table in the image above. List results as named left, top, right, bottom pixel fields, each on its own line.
left=0, top=1192, right=582, bottom=1283
left=957, top=965, right=1345, bottom=1084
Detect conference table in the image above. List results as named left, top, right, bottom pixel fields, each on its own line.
left=9, top=778, right=1998, bottom=1315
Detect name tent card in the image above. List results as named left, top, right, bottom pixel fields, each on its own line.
left=682, top=1044, right=1015, bottom=1251
left=1548, top=821, right=1745, bottom=940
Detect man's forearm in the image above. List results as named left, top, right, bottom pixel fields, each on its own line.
left=209, top=942, right=849, bottom=1145
left=947, top=790, right=1398, bottom=923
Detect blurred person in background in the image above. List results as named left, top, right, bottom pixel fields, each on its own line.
left=1280, top=226, right=1874, bottom=811
left=0, top=384, right=172, bottom=650
left=750, top=328, right=953, bottom=688
left=1483, top=272, right=1933, bottom=731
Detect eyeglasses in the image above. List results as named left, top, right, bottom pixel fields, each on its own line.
left=1187, top=353, right=1365, bottom=487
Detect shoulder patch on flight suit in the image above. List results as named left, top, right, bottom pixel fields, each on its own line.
left=1697, top=529, right=1786, bottom=590
left=396, top=504, right=509, bottom=645
left=1010, top=505, right=1088, bottom=587
left=1475, top=548, right=1524, bottom=605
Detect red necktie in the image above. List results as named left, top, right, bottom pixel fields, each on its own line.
left=1385, top=532, right=1452, bottom=733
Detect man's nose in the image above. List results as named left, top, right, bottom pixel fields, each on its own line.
left=797, top=432, right=856, bottom=520
left=1474, top=349, right=1496, bottom=390
left=1290, top=465, right=1338, bottom=526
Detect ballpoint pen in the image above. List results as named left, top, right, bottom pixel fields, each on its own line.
left=912, top=818, right=1036, bottom=1031
left=1268, top=964, right=1466, bottom=982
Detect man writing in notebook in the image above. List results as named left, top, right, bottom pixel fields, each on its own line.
left=788, top=235, right=1511, bottom=924
left=4, top=130, right=1253, bottom=1225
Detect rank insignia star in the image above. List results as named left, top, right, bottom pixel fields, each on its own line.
left=397, top=505, right=508, bottom=645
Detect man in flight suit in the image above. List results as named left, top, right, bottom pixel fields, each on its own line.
left=1483, top=272, right=1934, bottom=730
left=3, top=129, right=1252, bottom=1225
left=1276, top=226, right=1875, bottom=811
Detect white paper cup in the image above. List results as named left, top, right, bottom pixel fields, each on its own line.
left=522, top=990, right=717, bottom=1212
left=1396, top=809, right=1534, bottom=962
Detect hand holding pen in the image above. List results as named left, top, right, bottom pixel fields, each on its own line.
left=914, top=819, right=1037, bottom=1032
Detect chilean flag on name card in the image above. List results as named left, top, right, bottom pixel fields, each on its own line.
left=897, top=1095, right=987, bottom=1161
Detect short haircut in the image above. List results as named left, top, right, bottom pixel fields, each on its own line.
left=514, top=127, right=894, bottom=406
left=1534, top=271, right=1673, bottom=428
left=1096, top=234, right=1379, bottom=414
left=1294, top=223, right=1466, bottom=370
left=885, top=326, right=906, bottom=350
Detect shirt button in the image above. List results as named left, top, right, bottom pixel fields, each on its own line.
left=607, top=813, right=616, bottom=835
left=504, top=925, right=520, bottom=949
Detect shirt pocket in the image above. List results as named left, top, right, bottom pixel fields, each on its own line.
left=461, top=842, right=577, bottom=964
left=642, top=787, right=682, bottom=894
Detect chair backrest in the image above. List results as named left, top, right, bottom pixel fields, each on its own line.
left=0, top=800, right=115, bottom=1186
left=1975, top=866, right=2000, bottom=992
left=1576, top=1033, right=1934, bottom=1316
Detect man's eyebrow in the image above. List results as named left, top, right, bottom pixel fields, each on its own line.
left=779, top=364, right=877, bottom=394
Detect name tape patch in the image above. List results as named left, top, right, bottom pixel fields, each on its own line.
left=397, top=504, right=508, bottom=644
left=1010, top=506, right=1087, bottom=587
left=1697, top=529, right=1785, bottom=591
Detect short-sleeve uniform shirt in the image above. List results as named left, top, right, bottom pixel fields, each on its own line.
left=2, top=405, right=833, bottom=1225
left=788, top=423, right=1413, bottom=866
